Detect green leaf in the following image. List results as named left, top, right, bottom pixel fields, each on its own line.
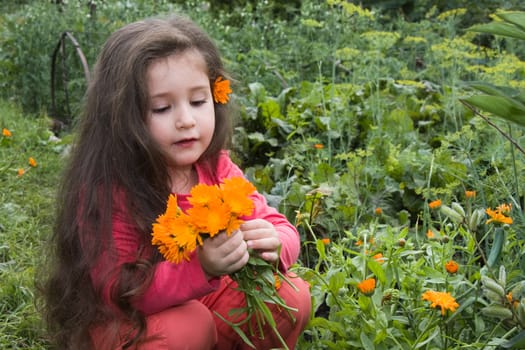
left=367, top=259, right=386, bottom=285
left=467, top=82, right=524, bottom=101
left=496, top=12, right=525, bottom=32
left=501, top=329, right=525, bottom=349
left=468, top=22, right=525, bottom=40
left=360, top=332, right=375, bottom=350
left=308, top=317, right=347, bottom=337
left=487, top=228, right=505, bottom=268
left=462, top=95, right=525, bottom=127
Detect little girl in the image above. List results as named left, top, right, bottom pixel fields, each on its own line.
left=42, top=14, right=311, bottom=350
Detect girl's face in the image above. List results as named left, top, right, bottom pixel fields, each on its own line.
left=146, top=50, right=215, bottom=175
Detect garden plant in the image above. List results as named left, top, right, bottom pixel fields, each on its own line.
left=1, top=0, right=525, bottom=349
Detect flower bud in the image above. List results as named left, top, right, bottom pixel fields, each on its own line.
left=482, top=304, right=513, bottom=320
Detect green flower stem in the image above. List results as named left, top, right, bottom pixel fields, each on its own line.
left=216, top=254, right=298, bottom=350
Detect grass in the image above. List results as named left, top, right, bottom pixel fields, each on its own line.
left=0, top=101, right=65, bottom=349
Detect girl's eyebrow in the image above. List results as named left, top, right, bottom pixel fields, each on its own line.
left=149, top=85, right=210, bottom=98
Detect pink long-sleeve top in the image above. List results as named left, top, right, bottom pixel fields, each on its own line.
left=96, top=151, right=300, bottom=315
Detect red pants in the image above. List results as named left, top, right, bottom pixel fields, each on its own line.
left=92, top=273, right=311, bottom=349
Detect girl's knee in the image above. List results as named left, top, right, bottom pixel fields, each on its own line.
left=147, top=300, right=217, bottom=349
left=281, top=274, right=311, bottom=328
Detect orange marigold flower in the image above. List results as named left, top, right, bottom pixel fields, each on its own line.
left=28, top=157, right=37, bottom=167
left=465, top=190, right=476, bottom=199
left=445, top=260, right=459, bottom=274
left=422, top=290, right=459, bottom=315
left=220, top=176, right=256, bottom=216
left=274, top=274, right=282, bottom=290
left=151, top=195, right=201, bottom=263
left=375, top=207, right=382, bottom=215
left=2, top=128, right=12, bottom=137
left=373, top=253, right=385, bottom=264
left=152, top=178, right=255, bottom=263
left=357, top=278, right=376, bottom=296
left=356, top=236, right=375, bottom=246
left=321, top=237, right=330, bottom=245
left=426, top=229, right=435, bottom=239
left=17, top=168, right=25, bottom=177
left=313, top=143, right=324, bottom=149
left=486, top=206, right=513, bottom=225
left=188, top=201, right=232, bottom=237
left=188, top=183, right=222, bottom=207
left=428, top=199, right=442, bottom=209
left=213, top=76, right=232, bottom=104
left=496, top=203, right=512, bottom=215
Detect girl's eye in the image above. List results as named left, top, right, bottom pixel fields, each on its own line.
left=152, top=106, right=170, bottom=114
left=190, top=100, right=206, bottom=107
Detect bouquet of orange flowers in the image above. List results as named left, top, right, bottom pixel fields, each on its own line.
left=151, top=176, right=297, bottom=349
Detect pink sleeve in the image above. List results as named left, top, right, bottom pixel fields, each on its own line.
left=94, top=193, right=219, bottom=316
left=213, top=152, right=300, bottom=270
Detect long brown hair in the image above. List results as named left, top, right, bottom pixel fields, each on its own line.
left=40, top=14, right=232, bottom=349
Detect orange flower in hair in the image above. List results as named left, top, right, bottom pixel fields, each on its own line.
left=213, top=76, right=232, bottom=104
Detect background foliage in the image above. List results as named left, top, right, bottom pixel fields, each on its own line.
left=1, top=0, right=525, bottom=349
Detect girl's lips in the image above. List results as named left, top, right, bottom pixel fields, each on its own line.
left=174, top=138, right=197, bottom=147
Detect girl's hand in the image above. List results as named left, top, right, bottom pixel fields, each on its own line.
left=198, top=229, right=249, bottom=279
left=241, top=219, right=281, bottom=263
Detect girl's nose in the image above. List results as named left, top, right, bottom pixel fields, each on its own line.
left=175, top=104, right=196, bottom=129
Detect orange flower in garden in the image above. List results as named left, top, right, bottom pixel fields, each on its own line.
left=17, top=168, right=25, bottom=177
left=465, top=190, right=476, bottom=199
left=426, top=229, right=435, bottom=239
left=422, top=290, right=459, bottom=315
left=374, top=207, right=382, bottom=215
left=212, top=76, right=232, bottom=104
left=28, top=157, right=37, bottom=167
left=506, top=292, right=519, bottom=308
left=373, top=253, right=385, bottom=264
left=428, top=199, right=442, bottom=209
left=321, top=237, right=330, bottom=245
left=313, top=143, right=324, bottom=149
left=357, top=278, right=376, bottom=296
left=355, top=236, right=374, bottom=246
left=486, top=203, right=513, bottom=225
left=2, top=128, right=11, bottom=137
left=496, top=203, right=512, bottom=214
left=445, top=260, right=459, bottom=274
